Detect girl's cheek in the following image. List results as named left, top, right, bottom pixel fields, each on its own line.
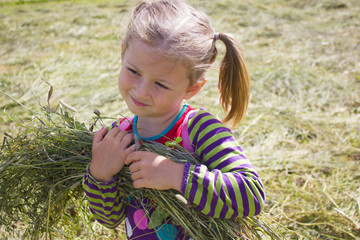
left=119, top=75, right=132, bottom=88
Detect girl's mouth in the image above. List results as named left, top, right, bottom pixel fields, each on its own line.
left=131, top=96, right=149, bottom=107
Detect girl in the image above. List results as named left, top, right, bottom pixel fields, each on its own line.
left=83, top=0, right=265, bottom=239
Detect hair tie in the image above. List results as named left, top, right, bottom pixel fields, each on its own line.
left=214, top=33, right=220, bottom=41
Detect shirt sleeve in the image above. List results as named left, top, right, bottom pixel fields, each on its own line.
left=82, top=164, right=126, bottom=228
left=181, top=109, right=265, bottom=219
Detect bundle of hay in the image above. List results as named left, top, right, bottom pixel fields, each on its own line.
left=0, top=90, right=281, bottom=239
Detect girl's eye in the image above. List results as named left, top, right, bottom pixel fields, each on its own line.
left=127, top=67, right=140, bottom=76
left=155, top=82, right=169, bottom=90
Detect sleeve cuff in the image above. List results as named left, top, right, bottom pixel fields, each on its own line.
left=181, top=161, right=191, bottom=195
left=85, top=164, right=118, bottom=186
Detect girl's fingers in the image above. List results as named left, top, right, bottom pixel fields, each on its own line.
left=115, top=131, right=133, bottom=145
left=93, top=127, right=107, bottom=144
left=130, top=170, right=142, bottom=181
left=100, top=127, right=132, bottom=144
left=106, top=127, right=121, bottom=138
left=128, top=160, right=140, bottom=173
left=125, top=151, right=140, bottom=165
left=126, top=144, right=137, bottom=155
left=133, top=179, right=146, bottom=189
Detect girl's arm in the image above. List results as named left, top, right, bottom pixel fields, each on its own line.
left=83, top=126, right=135, bottom=228
left=181, top=109, right=265, bottom=219
left=83, top=166, right=126, bottom=229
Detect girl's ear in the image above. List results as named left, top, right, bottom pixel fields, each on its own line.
left=184, top=79, right=207, bottom=100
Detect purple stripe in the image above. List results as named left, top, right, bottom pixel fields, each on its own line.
left=191, top=119, right=220, bottom=150
left=204, top=146, right=245, bottom=167
left=215, top=156, right=249, bottom=171
left=207, top=170, right=220, bottom=217
left=197, top=127, right=232, bottom=149
left=84, top=188, right=117, bottom=203
left=90, top=206, right=124, bottom=221
left=253, top=177, right=266, bottom=211
left=222, top=174, right=239, bottom=218
left=92, top=214, right=122, bottom=229
left=218, top=174, right=230, bottom=219
left=87, top=195, right=123, bottom=210
left=253, top=177, right=265, bottom=203
left=247, top=169, right=260, bottom=179
left=199, top=137, right=236, bottom=160
left=197, top=170, right=211, bottom=211
left=228, top=162, right=254, bottom=172
left=237, top=174, right=249, bottom=217
left=219, top=200, right=229, bottom=219
left=255, top=177, right=265, bottom=190
left=243, top=177, right=261, bottom=215
left=85, top=172, right=117, bottom=186
left=181, top=162, right=191, bottom=195
left=188, top=112, right=212, bottom=136
left=84, top=178, right=118, bottom=193
left=188, top=164, right=202, bottom=203
left=90, top=204, right=125, bottom=220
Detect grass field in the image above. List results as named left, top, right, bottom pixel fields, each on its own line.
left=1, top=0, right=359, bottom=239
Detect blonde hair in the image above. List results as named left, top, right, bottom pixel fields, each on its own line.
left=123, top=0, right=250, bottom=128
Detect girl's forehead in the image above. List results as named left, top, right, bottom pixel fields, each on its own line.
left=126, top=40, right=183, bottom=71
left=126, top=40, right=170, bottom=59
left=124, top=40, right=190, bottom=82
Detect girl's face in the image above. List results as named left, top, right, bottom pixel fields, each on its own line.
left=118, top=40, right=197, bottom=120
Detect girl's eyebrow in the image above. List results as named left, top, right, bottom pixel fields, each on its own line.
left=155, top=76, right=177, bottom=88
left=126, top=60, right=141, bottom=72
left=125, top=59, right=176, bottom=88
left=156, top=79, right=174, bottom=88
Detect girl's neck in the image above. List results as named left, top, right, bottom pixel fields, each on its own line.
left=135, top=105, right=184, bottom=138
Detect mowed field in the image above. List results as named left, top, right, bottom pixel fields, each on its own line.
left=0, top=0, right=359, bottom=239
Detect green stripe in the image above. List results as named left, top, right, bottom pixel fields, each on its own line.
left=200, top=171, right=215, bottom=215
left=252, top=180, right=265, bottom=210
left=245, top=180, right=256, bottom=216
left=196, top=122, right=225, bottom=141
left=213, top=174, right=225, bottom=218
left=188, top=115, right=216, bottom=143
left=192, top=166, right=207, bottom=206
left=88, top=198, right=124, bottom=211
left=194, top=123, right=226, bottom=150
left=93, top=215, right=123, bottom=228
left=228, top=174, right=244, bottom=217
left=91, top=209, right=123, bottom=223
left=248, top=179, right=265, bottom=214
left=184, top=165, right=195, bottom=199
left=85, top=186, right=118, bottom=199
left=200, top=141, right=236, bottom=164
left=219, top=160, right=251, bottom=172
left=221, top=175, right=234, bottom=219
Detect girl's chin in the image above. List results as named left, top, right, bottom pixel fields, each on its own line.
left=127, top=106, right=149, bottom=116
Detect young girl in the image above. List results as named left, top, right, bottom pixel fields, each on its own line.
left=83, top=0, right=265, bottom=239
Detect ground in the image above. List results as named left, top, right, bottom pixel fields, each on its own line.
left=0, top=0, right=359, bottom=239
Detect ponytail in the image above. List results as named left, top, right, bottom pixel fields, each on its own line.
left=216, top=33, right=250, bottom=128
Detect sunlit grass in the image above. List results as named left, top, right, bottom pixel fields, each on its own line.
left=1, top=0, right=359, bottom=239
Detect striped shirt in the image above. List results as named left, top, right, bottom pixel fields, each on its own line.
left=83, top=105, right=265, bottom=239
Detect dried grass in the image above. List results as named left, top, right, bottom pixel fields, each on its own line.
left=1, top=0, right=359, bottom=239
left=0, top=92, right=282, bottom=239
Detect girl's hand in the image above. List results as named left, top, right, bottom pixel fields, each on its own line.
left=90, top=127, right=136, bottom=182
left=125, top=151, right=184, bottom=192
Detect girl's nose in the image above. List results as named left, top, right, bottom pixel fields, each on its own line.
left=133, top=78, right=150, bottom=99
